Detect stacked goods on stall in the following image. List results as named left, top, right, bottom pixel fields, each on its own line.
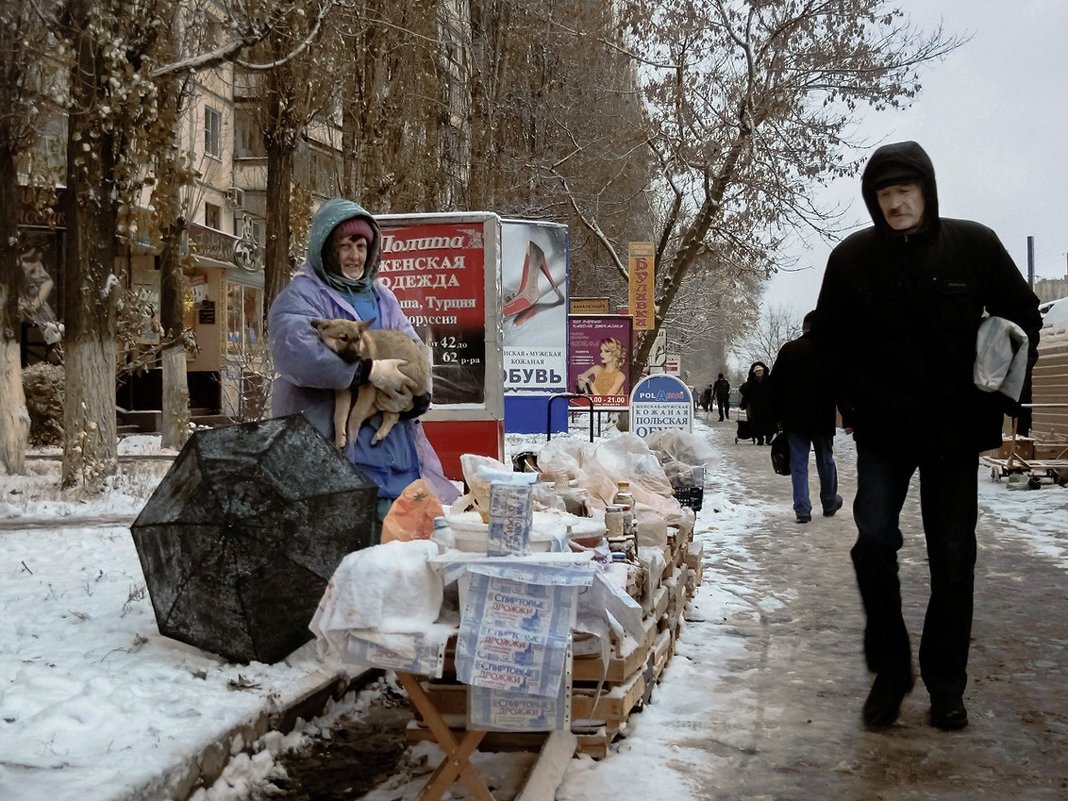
left=407, top=433, right=710, bottom=758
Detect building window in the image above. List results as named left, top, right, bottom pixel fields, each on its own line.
left=204, top=203, right=221, bottom=230
left=204, top=107, right=222, bottom=158
left=234, top=109, right=265, bottom=158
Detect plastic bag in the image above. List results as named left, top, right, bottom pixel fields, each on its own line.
left=646, top=428, right=716, bottom=467
left=381, top=479, right=444, bottom=543
left=770, top=432, right=791, bottom=476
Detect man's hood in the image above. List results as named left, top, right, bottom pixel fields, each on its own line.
left=861, top=140, right=940, bottom=238
left=307, top=198, right=383, bottom=283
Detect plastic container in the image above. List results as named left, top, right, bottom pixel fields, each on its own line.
left=612, top=480, right=636, bottom=542
left=445, top=511, right=563, bottom=553
left=604, top=505, right=625, bottom=539
left=431, top=516, right=455, bottom=552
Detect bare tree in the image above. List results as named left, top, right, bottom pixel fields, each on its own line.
left=548, top=0, right=962, bottom=377
left=0, top=1, right=50, bottom=474
left=732, top=302, right=803, bottom=370
left=49, top=0, right=334, bottom=490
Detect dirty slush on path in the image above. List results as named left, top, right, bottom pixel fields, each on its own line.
left=257, top=423, right=1068, bottom=800
left=687, top=423, right=1068, bottom=800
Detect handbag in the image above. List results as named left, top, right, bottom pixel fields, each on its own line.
left=770, top=431, right=791, bottom=476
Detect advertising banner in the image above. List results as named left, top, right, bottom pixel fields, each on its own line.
left=628, top=241, right=655, bottom=331
left=467, top=646, right=572, bottom=731
left=629, top=374, right=694, bottom=437
left=502, top=220, right=569, bottom=396
left=376, top=220, right=490, bottom=405
left=455, top=573, right=577, bottom=698
left=567, top=315, right=633, bottom=411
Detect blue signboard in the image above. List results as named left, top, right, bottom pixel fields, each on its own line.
left=628, top=374, right=694, bottom=437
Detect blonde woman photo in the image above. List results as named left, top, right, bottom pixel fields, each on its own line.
left=576, top=337, right=626, bottom=396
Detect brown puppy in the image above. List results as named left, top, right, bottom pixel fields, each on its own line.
left=310, top=318, right=431, bottom=447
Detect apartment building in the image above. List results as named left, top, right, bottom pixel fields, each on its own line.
left=18, top=41, right=345, bottom=426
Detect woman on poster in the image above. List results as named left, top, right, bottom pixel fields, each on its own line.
left=576, top=337, right=627, bottom=396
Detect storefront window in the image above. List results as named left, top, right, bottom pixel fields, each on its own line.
left=226, top=283, right=263, bottom=355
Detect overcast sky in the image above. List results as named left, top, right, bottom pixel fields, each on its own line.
left=765, top=0, right=1068, bottom=316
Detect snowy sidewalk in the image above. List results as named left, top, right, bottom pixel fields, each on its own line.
left=2, top=423, right=1067, bottom=801
left=557, top=419, right=1068, bottom=800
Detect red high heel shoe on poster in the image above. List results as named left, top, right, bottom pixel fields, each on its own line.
left=503, top=240, right=563, bottom=323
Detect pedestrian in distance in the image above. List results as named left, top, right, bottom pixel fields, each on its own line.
left=268, top=199, right=459, bottom=541
left=812, top=141, right=1042, bottom=733
left=700, top=383, right=713, bottom=414
left=738, top=361, right=776, bottom=445
left=712, top=373, right=731, bottom=421
left=769, top=312, right=842, bottom=524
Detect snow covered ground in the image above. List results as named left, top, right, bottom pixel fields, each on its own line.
left=0, top=423, right=1065, bottom=801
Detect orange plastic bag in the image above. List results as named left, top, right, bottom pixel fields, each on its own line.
left=381, top=479, right=444, bottom=543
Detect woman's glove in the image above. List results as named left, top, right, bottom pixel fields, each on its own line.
left=399, top=392, right=432, bottom=420
left=368, top=358, right=410, bottom=391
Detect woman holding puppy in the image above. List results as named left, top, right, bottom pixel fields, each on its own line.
left=269, top=199, right=458, bottom=536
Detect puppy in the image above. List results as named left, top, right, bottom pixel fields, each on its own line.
left=310, top=318, right=431, bottom=448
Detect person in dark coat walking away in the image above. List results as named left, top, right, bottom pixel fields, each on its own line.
left=813, top=141, right=1041, bottom=733
left=738, top=361, right=775, bottom=444
left=770, top=312, right=842, bottom=524
left=699, top=384, right=713, bottom=413
left=712, top=373, right=731, bottom=421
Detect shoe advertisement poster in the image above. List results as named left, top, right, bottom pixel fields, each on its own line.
left=376, top=218, right=492, bottom=406
left=501, top=220, right=569, bottom=396
left=567, top=314, right=634, bottom=411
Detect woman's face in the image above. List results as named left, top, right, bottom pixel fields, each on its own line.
left=333, top=233, right=368, bottom=280
left=600, top=343, right=617, bottom=367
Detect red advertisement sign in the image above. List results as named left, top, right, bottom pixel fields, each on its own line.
left=567, top=315, right=633, bottom=411
left=377, top=221, right=488, bottom=405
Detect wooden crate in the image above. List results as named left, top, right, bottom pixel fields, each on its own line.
left=572, top=613, right=658, bottom=683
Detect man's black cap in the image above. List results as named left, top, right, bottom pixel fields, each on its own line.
left=869, top=163, right=923, bottom=190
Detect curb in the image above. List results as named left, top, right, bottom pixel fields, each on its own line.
left=113, top=668, right=377, bottom=801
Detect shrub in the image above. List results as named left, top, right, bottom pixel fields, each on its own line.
left=23, top=363, right=64, bottom=446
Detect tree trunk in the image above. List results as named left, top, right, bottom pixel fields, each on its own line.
left=156, top=76, right=191, bottom=451
left=158, top=205, right=190, bottom=451
left=263, top=140, right=294, bottom=322
left=62, top=28, right=120, bottom=491
left=439, top=0, right=472, bottom=210
left=0, top=146, right=29, bottom=473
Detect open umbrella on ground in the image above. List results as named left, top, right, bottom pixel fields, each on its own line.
left=131, top=414, right=378, bottom=663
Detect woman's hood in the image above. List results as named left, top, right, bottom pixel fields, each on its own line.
left=860, top=140, right=940, bottom=238
left=306, top=198, right=383, bottom=283
left=747, top=361, right=770, bottom=381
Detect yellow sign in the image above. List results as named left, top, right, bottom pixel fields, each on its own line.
left=628, top=241, right=655, bottom=331
left=570, top=297, right=611, bottom=314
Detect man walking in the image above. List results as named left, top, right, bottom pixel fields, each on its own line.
left=813, top=141, right=1041, bottom=732
left=769, top=312, right=842, bottom=524
left=712, top=373, right=731, bottom=421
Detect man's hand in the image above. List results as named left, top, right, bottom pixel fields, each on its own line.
left=368, top=358, right=410, bottom=392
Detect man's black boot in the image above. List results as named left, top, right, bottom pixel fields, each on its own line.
left=862, top=670, right=914, bottom=730
left=929, top=695, right=968, bottom=731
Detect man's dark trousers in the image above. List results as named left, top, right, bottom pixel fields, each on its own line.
left=716, top=397, right=729, bottom=421
left=851, top=442, right=978, bottom=701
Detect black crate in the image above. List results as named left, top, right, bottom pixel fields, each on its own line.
left=674, top=484, right=704, bottom=512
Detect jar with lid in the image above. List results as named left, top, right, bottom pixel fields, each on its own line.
left=430, top=516, right=455, bottom=552
left=604, top=505, right=625, bottom=539
left=612, top=480, right=636, bottom=544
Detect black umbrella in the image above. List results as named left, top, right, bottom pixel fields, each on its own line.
left=131, top=414, right=378, bottom=663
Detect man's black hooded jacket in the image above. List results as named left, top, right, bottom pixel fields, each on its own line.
left=812, top=140, right=1042, bottom=454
